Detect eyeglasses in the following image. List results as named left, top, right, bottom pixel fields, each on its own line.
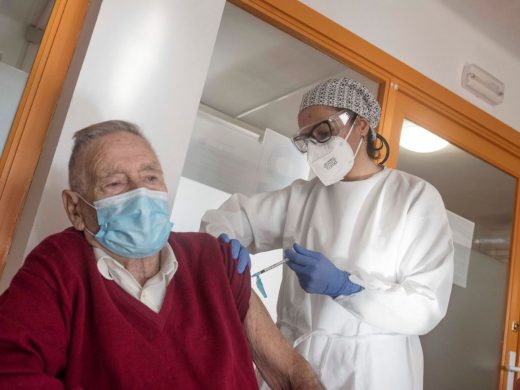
left=291, top=110, right=352, bottom=153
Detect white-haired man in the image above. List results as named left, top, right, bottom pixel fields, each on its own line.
left=0, top=120, right=322, bottom=389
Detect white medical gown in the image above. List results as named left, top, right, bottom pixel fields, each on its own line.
left=201, top=168, right=454, bottom=390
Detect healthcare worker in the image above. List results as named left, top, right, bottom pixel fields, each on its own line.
left=201, top=78, right=454, bottom=390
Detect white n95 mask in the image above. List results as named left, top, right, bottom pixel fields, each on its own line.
left=307, top=133, right=363, bottom=186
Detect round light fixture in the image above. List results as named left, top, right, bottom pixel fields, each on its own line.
left=399, top=120, right=449, bottom=153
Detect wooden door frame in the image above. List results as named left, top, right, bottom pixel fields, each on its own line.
left=230, top=0, right=520, bottom=387
left=0, top=0, right=89, bottom=275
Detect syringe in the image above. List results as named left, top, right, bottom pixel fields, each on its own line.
left=251, top=258, right=289, bottom=278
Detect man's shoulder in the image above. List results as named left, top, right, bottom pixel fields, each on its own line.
left=25, top=227, right=92, bottom=272
left=31, top=227, right=87, bottom=255
left=168, top=231, right=218, bottom=247
left=168, top=231, right=239, bottom=272
left=168, top=231, right=223, bottom=260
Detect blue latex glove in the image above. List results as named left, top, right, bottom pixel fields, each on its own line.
left=218, top=233, right=251, bottom=274
left=285, top=243, right=363, bottom=298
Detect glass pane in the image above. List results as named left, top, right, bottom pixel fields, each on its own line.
left=397, top=119, right=515, bottom=390
left=0, top=0, right=55, bottom=155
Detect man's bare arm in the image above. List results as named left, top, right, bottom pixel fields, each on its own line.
left=243, top=292, right=323, bottom=389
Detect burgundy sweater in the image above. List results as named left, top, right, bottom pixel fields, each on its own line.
left=0, top=228, right=257, bottom=389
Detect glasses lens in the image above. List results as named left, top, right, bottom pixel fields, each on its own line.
left=291, top=136, right=308, bottom=153
left=311, top=122, right=332, bottom=143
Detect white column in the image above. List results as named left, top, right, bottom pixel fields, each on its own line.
left=1, top=0, right=225, bottom=291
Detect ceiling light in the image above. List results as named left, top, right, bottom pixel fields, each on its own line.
left=400, top=120, right=449, bottom=153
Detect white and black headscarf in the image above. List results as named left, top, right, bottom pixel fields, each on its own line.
left=300, top=78, right=381, bottom=135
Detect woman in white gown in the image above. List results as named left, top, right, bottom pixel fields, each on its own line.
left=201, top=78, right=454, bottom=390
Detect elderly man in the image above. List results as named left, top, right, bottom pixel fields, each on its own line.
left=0, top=120, right=321, bottom=389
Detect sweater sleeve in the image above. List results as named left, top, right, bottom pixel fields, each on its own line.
left=336, top=189, right=454, bottom=335
left=0, top=246, right=70, bottom=388
left=218, top=239, right=252, bottom=322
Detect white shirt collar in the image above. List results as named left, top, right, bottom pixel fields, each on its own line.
left=93, top=244, right=177, bottom=284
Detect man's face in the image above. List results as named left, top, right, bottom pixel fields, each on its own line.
left=86, top=132, right=166, bottom=201
left=79, top=131, right=167, bottom=233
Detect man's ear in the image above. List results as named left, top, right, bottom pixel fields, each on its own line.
left=62, top=190, right=86, bottom=231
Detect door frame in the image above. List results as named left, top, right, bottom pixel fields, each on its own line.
left=0, top=0, right=90, bottom=274
left=230, top=0, right=520, bottom=387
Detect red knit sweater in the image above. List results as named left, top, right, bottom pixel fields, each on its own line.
left=0, top=228, right=257, bottom=389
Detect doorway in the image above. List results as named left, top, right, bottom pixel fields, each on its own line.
left=173, top=1, right=520, bottom=388
left=172, top=2, right=383, bottom=318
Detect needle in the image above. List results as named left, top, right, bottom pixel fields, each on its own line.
left=251, top=258, right=289, bottom=278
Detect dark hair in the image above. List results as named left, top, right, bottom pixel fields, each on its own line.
left=342, top=108, right=390, bottom=165
left=368, top=131, right=390, bottom=165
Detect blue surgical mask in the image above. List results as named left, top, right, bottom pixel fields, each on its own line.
left=79, top=188, right=173, bottom=259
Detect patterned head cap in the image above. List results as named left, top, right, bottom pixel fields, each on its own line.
left=299, top=78, right=381, bottom=130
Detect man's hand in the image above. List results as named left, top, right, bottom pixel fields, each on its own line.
left=218, top=233, right=251, bottom=273
left=285, top=243, right=363, bottom=298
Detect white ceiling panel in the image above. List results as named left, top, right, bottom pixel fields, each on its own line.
left=203, top=3, right=358, bottom=117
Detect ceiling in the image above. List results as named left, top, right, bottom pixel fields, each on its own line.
left=436, top=0, right=520, bottom=60
left=200, top=2, right=516, bottom=260
left=202, top=2, right=379, bottom=139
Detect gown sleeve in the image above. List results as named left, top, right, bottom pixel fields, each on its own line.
left=336, top=188, right=455, bottom=335
left=200, top=185, right=293, bottom=253
left=0, top=246, right=70, bottom=388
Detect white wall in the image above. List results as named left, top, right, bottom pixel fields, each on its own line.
left=300, top=0, right=520, bottom=132
left=1, top=0, right=226, bottom=291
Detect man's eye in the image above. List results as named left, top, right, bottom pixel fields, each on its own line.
left=106, top=182, right=121, bottom=188
left=146, top=176, right=158, bottom=182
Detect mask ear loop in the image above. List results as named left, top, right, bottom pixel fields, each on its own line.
left=353, top=136, right=364, bottom=158
left=343, top=116, right=357, bottom=142
left=75, top=192, right=96, bottom=210
left=344, top=116, right=364, bottom=159
left=74, top=192, right=99, bottom=236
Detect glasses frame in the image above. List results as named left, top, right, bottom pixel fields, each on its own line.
left=291, top=110, right=353, bottom=153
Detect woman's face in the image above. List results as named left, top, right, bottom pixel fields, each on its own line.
left=297, top=105, right=364, bottom=152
